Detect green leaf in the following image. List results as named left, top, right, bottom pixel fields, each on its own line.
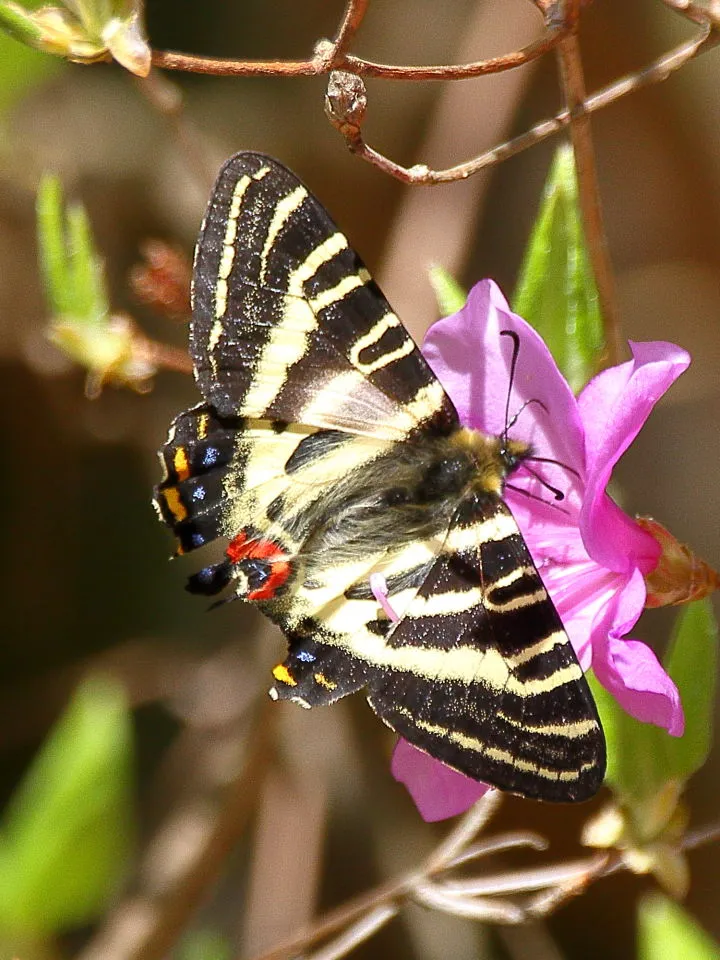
left=0, top=1, right=43, bottom=47
left=588, top=671, right=664, bottom=804
left=589, top=600, right=717, bottom=803
left=0, top=27, right=61, bottom=118
left=37, top=173, right=109, bottom=325
left=662, top=599, right=717, bottom=782
left=638, top=895, right=720, bottom=960
left=428, top=265, right=466, bottom=317
left=513, top=143, right=604, bottom=393
left=177, top=931, right=232, bottom=960
left=0, top=676, right=134, bottom=934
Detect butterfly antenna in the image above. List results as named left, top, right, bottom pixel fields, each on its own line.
left=522, top=465, right=565, bottom=501
left=499, top=329, right=520, bottom=446
left=524, top=454, right=581, bottom=481
left=506, top=481, right=569, bottom=515
left=506, top=397, right=548, bottom=433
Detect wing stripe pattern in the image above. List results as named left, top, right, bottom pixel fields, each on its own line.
left=365, top=496, right=604, bottom=801
left=190, top=152, right=456, bottom=437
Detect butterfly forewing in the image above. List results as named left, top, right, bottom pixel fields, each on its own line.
left=367, top=495, right=605, bottom=802
left=156, top=151, right=606, bottom=803
left=191, top=152, right=455, bottom=440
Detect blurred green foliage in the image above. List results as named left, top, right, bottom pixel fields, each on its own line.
left=177, top=930, right=232, bottom=960
left=638, top=895, right=720, bottom=960
left=0, top=27, right=60, bottom=117
left=514, top=143, right=605, bottom=393
left=428, top=264, right=466, bottom=317
left=0, top=676, right=134, bottom=935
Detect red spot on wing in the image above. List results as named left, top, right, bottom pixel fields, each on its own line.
left=226, top=531, right=292, bottom=601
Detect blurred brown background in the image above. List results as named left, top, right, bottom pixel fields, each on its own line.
left=0, top=1, right=719, bottom=957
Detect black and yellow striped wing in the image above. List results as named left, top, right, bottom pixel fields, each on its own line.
left=366, top=496, right=604, bottom=802
left=155, top=152, right=606, bottom=803
left=191, top=152, right=455, bottom=440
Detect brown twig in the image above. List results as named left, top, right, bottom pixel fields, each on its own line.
left=335, top=19, right=715, bottom=184
left=151, top=9, right=565, bottom=81
left=139, top=336, right=194, bottom=376
left=248, top=807, right=720, bottom=960
left=324, top=0, right=370, bottom=62
left=661, top=0, right=720, bottom=27
left=555, top=7, right=623, bottom=366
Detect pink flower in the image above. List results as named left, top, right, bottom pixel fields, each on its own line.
left=392, top=279, right=690, bottom=821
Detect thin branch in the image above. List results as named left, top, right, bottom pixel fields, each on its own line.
left=248, top=806, right=720, bottom=960
left=555, top=13, right=623, bottom=366
left=325, top=0, right=370, bottom=62
left=424, top=790, right=503, bottom=872
left=151, top=22, right=566, bottom=81
left=661, top=0, right=720, bottom=27
left=140, top=337, right=194, bottom=376
left=305, top=905, right=398, bottom=960
left=338, top=30, right=565, bottom=80
left=337, top=20, right=715, bottom=184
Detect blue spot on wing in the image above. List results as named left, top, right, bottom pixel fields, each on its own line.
left=202, top=447, right=220, bottom=467
left=296, top=650, right=316, bottom=663
left=192, top=485, right=206, bottom=501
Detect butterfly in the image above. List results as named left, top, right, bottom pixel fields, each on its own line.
left=154, top=152, right=606, bottom=802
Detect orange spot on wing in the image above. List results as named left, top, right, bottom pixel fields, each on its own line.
left=314, top=672, right=336, bottom=690
left=173, top=447, right=191, bottom=481
left=162, top=486, right=187, bottom=522
left=272, top=663, right=297, bottom=687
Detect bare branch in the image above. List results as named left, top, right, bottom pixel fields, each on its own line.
left=151, top=13, right=567, bottom=81
left=661, top=0, right=720, bottom=27
left=324, top=0, right=370, bottom=63
left=337, top=20, right=716, bottom=184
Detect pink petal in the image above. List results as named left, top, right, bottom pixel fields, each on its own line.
left=590, top=567, right=684, bottom=736
left=578, top=342, right=690, bottom=574
left=391, top=739, right=490, bottom=821
left=594, top=636, right=685, bottom=736
left=422, top=280, right=586, bottom=511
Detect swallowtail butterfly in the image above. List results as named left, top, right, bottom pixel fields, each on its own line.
left=155, top=152, right=606, bottom=802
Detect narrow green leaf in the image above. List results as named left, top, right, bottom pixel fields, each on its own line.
left=0, top=2, right=43, bottom=46
left=662, top=599, right=717, bottom=782
left=638, top=895, right=720, bottom=960
left=428, top=265, right=466, bottom=317
left=0, top=676, right=134, bottom=934
left=513, top=143, right=604, bottom=393
left=36, top=174, right=73, bottom=318
left=66, top=201, right=108, bottom=324
left=37, top=172, right=109, bottom=325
